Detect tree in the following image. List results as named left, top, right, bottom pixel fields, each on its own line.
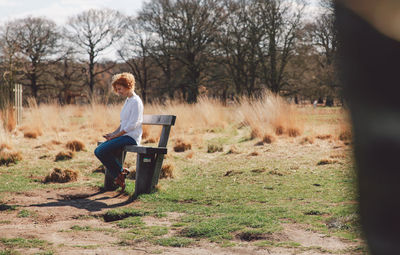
left=65, top=9, right=126, bottom=95
left=0, top=17, right=61, bottom=100
left=0, top=24, right=21, bottom=108
left=306, top=0, right=338, bottom=106
left=118, top=17, right=154, bottom=103
left=52, top=49, right=87, bottom=104
left=218, top=0, right=266, bottom=97
left=258, top=0, right=305, bottom=94
left=140, top=0, right=226, bottom=103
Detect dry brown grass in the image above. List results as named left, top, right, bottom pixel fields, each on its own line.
left=299, top=136, right=314, bottom=145
left=287, top=127, right=301, bottom=137
left=227, top=145, right=240, bottom=154
left=44, top=168, right=78, bottom=183
left=316, top=134, right=332, bottom=140
left=23, top=129, right=42, bottom=139
left=66, top=140, right=86, bottom=151
left=51, top=140, right=62, bottom=145
left=275, top=125, right=284, bottom=136
left=160, top=163, right=174, bottom=179
left=142, top=125, right=149, bottom=139
left=143, top=137, right=158, bottom=144
left=338, top=130, right=352, bottom=142
left=238, top=92, right=303, bottom=139
left=0, top=94, right=350, bottom=160
left=317, top=159, right=338, bottom=165
left=0, top=143, right=12, bottom=151
left=250, top=127, right=262, bottom=139
left=0, top=149, right=22, bottom=166
left=249, top=151, right=259, bottom=156
left=207, top=144, right=223, bottom=153
left=262, top=134, right=275, bottom=144
left=0, top=107, right=16, bottom=132
left=185, top=151, right=194, bottom=159
left=55, top=151, right=75, bottom=161
left=173, top=139, right=192, bottom=152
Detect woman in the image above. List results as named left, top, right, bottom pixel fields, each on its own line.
left=94, top=72, right=143, bottom=191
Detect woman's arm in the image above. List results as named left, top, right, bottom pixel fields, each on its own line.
left=103, top=125, right=121, bottom=140
left=106, top=130, right=127, bottom=140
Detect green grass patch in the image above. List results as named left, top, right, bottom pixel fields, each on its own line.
left=17, top=209, right=34, bottom=218
left=116, top=216, right=144, bottom=228
left=155, top=237, right=193, bottom=247
left=70, top=225, right=92, bottom=231
left=0, top=237, right=49, bottom=249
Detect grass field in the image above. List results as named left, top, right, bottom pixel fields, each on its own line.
left=0, top=96, right=367, bottom=255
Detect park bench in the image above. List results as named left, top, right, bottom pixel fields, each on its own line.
left=99, top=114, right=176, bottom=198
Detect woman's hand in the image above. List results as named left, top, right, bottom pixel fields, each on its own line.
left=103, top=133, right=113, bottom=140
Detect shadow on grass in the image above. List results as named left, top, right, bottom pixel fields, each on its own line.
left=30, top=189, right=134, bottom=212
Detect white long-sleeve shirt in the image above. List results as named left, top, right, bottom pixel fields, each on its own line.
left=119, top=93, right=143, bottom=144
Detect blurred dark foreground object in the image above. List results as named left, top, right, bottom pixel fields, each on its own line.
left=336, top=2, right=400, bottom=254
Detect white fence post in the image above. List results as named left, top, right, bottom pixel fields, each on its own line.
left=13, top=84, right=22, bottom=125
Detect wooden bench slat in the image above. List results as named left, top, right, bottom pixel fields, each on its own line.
left=142, top=115, right=176, bottom=126
left=125, top=145, right=167, bottom=154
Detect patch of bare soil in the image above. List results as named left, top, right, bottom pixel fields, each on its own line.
left=0, top=187, right=359, bottom=254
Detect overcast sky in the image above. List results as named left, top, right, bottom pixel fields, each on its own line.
left=0, top=0, right=146, bottom=25
left=0, top=0, right=321, bottom=26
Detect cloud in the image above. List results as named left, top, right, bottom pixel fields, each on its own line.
left=0, top=0, right=18, bottom=6
left=0, top=0, right=144, bottom=26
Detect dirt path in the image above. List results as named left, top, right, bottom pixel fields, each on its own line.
left=0, top=187, right=360, bottom=254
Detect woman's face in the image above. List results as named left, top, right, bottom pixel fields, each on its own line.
left=115, top=84, right=130, bottom=97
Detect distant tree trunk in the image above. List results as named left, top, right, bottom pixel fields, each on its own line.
left=325, top=96, right=334, bottom=107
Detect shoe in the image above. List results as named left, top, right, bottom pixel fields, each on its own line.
left=115, top=172, right=126, bottom=191
left=122, top=168, right=129, bottom=176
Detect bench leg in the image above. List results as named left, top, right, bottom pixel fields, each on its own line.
left=134, top=153, right=156, bottom=197
left=103, top=149, right=127, bottom=191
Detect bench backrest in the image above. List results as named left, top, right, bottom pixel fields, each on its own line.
left=142, top=114, right=176, bottom=148
left=143, top=115, right=176, bottom=126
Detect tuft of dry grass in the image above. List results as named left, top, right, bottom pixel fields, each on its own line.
left=143, top=137, right=157, bottom=144
left=330, top=153, right=346, bottom=159
left=55, top=151, right=74, bottom=161
left=160, top=163, right=174, bottom=179
left=316, top=134, right=332, bottom=140
left=249, top=151, right=259, bottom=156
left=0, top=107, right=16, bottom=132
left=250, top=127, right=262, bottom=139
left=51, top=140, right=62, bottom=145
left=227, top=145, right=240, bottom=154
left=262, top=134, right=275, bottom=144
left=338, top=130, right=352, bottom=142
left=173, top=139, right=192, bottom=152
left=238, top=92, right=303, bottom=140
left=66, top=140, right=86, bottom=152
left=23, top=129, right=42, bottom=139
left=275, top=126, right=284, bottom=136
left=299, top=136, right=314, bottom=145
left=185, top=151, right=194, bottom=159
left=44, top=168, right=78, bottom=183
left=0, top=143, right=12, bottom=151
left=207, top=144, right=223, bottom=153
left=287, top=127, right=301, bottom=137
left=142, top=125, right=149, bottom=139
left=317, top=159, right=338, bottom=165
left=0, top=149, right=22, bottom=166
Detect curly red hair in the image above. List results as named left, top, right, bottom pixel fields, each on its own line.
left=111, top=72, right=135, bottom=93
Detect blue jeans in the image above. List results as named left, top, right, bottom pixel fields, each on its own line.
left=94, top=136, right=137, bottom=179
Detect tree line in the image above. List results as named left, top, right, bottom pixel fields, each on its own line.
left=0, top=0, right=338, bottom=107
